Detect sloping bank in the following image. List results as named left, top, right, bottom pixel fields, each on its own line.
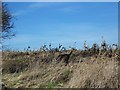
left=2, top=56, right=118, bottom=88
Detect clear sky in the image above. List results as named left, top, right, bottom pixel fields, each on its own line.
left=4, top=2, right=118, bottom=50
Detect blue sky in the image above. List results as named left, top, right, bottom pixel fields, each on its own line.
left=4, top=2, right=118, bottom=50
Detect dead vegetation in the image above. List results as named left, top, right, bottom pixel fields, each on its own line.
left=2, top=41, right=120, bottom=88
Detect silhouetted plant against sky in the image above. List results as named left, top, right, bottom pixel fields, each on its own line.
left=1, top=3, right=15, bottom=40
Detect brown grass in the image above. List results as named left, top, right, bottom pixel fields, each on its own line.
left=2, top=47, right=119, bottom=88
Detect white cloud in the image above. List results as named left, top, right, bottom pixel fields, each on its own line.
left=12, top=3, right=53, bottom=16
left=28, top=3, right=50, bottom=8
left=12, top=10, right=26, bottom=16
